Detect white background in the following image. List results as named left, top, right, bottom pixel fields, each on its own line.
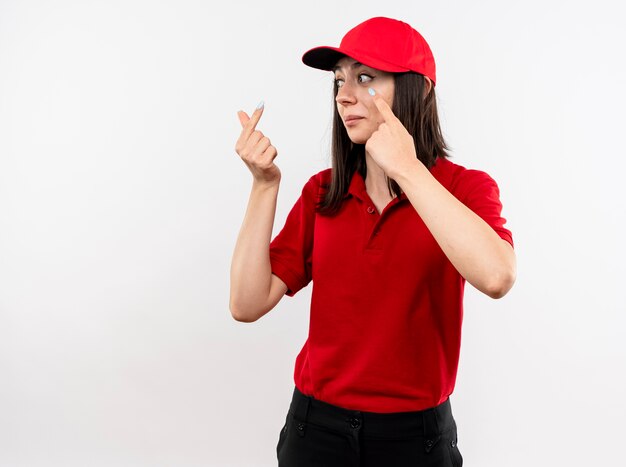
left=1, top=0, right=624, bottom=466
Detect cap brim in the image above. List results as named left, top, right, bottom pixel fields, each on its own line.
left=302, top=46, right=413, bottom=73
left=302, top=46, right=348, bottom=71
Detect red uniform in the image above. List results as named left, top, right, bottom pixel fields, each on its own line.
left=269, top=156, right=514, bottom=413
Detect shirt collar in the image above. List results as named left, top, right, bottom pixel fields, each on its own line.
left=344, top=169, right=366, bottom=200
left=344, top=169, right=408, bottom=203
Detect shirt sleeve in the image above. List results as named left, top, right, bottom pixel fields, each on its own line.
left=457, top=169, right=514, bottom=249
left=269, top=174, right=318, bottom=297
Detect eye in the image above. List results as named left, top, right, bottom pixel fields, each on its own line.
left=334, top=73, right=374, bottom=88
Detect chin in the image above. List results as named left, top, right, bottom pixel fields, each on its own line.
left=345, top=129, right=372, bottom=145
left=349, top=137, right=367, bottom=144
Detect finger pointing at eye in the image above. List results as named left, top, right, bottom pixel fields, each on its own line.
left=370, top=88, right=396, bottom=123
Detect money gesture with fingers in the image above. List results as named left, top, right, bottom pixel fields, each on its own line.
left=365, top=90, right=420, bottom=180
left=235, top=102, right=281, bottom=186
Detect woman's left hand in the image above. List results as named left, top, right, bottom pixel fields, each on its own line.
left=365, top=91, right=421, bottom=179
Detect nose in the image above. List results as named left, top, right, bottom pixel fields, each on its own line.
left=335, top=80, right=357, bottom=106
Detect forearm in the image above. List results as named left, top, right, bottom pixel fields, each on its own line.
left=394, top=161, right=516, bottom=298
left=229, top=181, right=280, bottom=319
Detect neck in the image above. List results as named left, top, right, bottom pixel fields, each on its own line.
left=364, top=150, right=392, bottom=196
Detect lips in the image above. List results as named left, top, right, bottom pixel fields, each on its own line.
left=345, top=115, right=364, bottom=122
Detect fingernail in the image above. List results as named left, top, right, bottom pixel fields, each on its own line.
left=368, top=88, right=376, bottom=96
left=256, top=100, right=264, bottom=109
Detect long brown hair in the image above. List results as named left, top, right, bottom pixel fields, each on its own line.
left=316, top=71, right=453, bottom=216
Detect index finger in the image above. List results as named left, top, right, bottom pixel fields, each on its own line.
left=371, top=92, right=396, bottom=123
left=240, top=101, right=265, bottom=138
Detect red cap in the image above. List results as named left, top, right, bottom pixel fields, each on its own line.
left=302, top=17, right=436, bottom=86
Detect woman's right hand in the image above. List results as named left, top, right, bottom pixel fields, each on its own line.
left=235, top=103, right=281, bottom=186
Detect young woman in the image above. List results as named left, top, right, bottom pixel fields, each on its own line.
left=230, top=16, right=516, bottom=467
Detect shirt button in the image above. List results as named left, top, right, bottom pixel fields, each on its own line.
left=366, top=206, right=375, bottom=214
left=349, top=418, right=361, bottom=429
left=451, top=439, right=456, bottom=448
left=296, top=422, right=305, bottom=431
left=425, top=439, right=434, bottom=448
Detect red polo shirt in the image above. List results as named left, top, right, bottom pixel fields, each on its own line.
left=269, top=156, right=514, bottom=413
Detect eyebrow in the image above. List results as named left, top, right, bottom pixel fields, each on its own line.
left=331, top=61, right=366, bottom=73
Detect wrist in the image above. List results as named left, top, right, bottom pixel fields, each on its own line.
left=390, top=157, right=424, bottom=184
left=252, top=179, right=280, bottom=193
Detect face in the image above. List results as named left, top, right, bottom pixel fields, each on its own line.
left=333, top=56, right=395, bottom=144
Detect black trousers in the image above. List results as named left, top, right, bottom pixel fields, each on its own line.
left=276, top=386, right=463, bottom=467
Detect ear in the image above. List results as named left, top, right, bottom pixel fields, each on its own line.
left=423, top=77, right=432, bottom=98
